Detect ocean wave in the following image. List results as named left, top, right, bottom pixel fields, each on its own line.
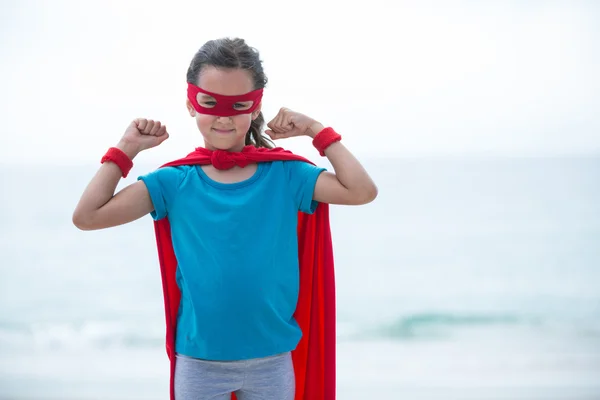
left=0, top=320, right=165, bottom=351
left=2, top=311, right=596, bottom=351
left=351, top=312, right=544, bottom=340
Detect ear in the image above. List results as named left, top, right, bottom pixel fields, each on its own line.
left=186, top=99, right=196, bottom=117
left=251, top=102, right=262, bottom=120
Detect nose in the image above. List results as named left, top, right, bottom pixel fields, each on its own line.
left=216, top=115, right=233, bottom=123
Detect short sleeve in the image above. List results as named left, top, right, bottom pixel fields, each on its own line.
left=284, top=161, right=326, bottom=214
left=137, top=166, right=186, bottom=220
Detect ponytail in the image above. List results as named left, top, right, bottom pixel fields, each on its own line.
left=245, top=111, right=274, bottom=149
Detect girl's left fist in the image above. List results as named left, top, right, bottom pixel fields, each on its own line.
left=266, top=107, right=324, bottom=139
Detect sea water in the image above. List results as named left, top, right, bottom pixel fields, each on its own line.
left=1, top=155, right=599, bottom=399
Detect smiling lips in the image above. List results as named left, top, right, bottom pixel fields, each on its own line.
left=213, top=128, right=235, bottom=134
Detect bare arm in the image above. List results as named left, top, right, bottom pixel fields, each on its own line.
left=309, top=123, right=377, bottom=205
left=266, top=110, right=378, bottom=206
left=72, top=119, right=169, bottom=231
left=72, top=163, right=153, bottom=230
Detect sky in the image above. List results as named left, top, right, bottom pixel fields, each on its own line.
left=1, top=0, right=599, bottom=164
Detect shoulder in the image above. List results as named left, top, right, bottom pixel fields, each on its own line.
left=280, top=160, right=326, bottom=176
left=266, top=161, right=326, bottom=195
left=138, top=165, right=194, bottom=190
left=259, top=160, right=322, bottom=176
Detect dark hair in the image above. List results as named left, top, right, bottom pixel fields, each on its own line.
left=186, top=38, right=273, bottom=149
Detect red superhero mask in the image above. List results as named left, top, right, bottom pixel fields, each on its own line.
left=187, top=83, right=263, bottom=117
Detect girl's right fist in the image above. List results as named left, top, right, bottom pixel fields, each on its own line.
left=117, top=118, right=169, bottom=158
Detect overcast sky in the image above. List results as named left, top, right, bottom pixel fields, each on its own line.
left=1, top=0, right=598, bottom=164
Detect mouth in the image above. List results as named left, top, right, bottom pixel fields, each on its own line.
left=213, top=128, right=235, bottom=134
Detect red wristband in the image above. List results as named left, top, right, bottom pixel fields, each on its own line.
left=101, top=147, right=134, bottom=178
left=312, top=127, right=342, bottom=156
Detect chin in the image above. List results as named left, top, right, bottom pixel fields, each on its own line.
left=203, top=135, right=246, bottom=152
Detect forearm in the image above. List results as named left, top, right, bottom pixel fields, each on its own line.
left=75, top=163, right=123, bottom=214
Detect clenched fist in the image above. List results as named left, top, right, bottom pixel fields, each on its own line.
left=117, top=118, right=169, bottom=158
left=265, top=108, right=324, bottom=140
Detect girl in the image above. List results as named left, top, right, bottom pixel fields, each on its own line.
left=73, top=37, right=377, bottom=400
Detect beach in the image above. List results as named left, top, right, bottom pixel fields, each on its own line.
left=1, top=155, right=599, bottom=399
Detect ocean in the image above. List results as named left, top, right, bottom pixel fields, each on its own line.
left=1, top=155, right=599, bottom=399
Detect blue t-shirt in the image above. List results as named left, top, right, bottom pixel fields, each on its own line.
left=138, top=160, right=325, bottom=361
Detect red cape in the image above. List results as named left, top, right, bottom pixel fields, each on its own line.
left=151, top=147, right=336, bottom=400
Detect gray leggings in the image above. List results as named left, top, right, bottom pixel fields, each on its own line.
left=174, top=352, right=295, bottom=400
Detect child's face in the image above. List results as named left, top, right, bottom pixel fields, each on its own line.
left=186, top=66, right=261, bottom=151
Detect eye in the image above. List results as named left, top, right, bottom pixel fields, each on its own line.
left=233, top=102, right=252, bottom=110
left=201, top=101, right=217, bottom=108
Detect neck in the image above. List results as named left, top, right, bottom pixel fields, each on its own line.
left=204, top=141, right=246, bottom=152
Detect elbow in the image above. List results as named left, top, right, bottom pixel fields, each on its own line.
left=72, top=212, right=87, bottom=230
left=352, top=183, right=378, bottom=205
left=72, top=211, right=94, bottom=231
left=362, top=183, right=379, bottom=204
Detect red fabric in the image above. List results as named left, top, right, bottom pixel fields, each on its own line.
left=312, top=128, right=342, bottom=156
left=187, top=83, right=263, bottom=117
left=177, top=145, right=308, bottom=170
left=100, top=147, right=133, bottom=178
left=151, top=146, right=336, bottom=400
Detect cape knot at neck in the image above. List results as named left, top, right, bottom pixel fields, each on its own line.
left=210, top=149, right=251, bottom=170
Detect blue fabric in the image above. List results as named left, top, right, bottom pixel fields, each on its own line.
left=138, top=161, right=325, bottom=361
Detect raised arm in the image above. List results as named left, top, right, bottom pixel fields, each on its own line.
left=311, top=141, right=377, bottom=206
left=72, top=119, right=169, bottom=230
left=266, top=108, right=378, bottom=206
